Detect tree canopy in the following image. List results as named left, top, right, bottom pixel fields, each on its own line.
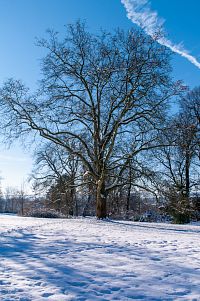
left=0, top=21, right=185, bottom=218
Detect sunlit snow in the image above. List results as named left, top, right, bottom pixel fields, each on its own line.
left=0, top=214, right=200, bottom=300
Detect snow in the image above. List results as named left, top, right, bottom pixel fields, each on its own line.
left=0, top=215, right=200, bottom=300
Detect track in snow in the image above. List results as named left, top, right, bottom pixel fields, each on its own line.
left=0, top=215, right=200, bottom=300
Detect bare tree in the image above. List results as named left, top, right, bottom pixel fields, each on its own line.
left=4, top=186, right=19, bottom=213
left=31, top=142, right=79, bottom=215
left=17, top=182, right=26, bottom=216
left=0, top=179, right=4, bottom=213
left=180, top=87, right=200, bottom=159
left=154, top=113, right=199, bottom=223
left=181, top=87, right=200, bottom=122
left=0, top=21, right=183, bottom=218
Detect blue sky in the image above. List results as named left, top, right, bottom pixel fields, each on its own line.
left=0, top=0, right=200, bottom=192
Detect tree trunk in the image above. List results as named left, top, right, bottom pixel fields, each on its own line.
left=96, top=180, right=107, bottom=219
left=75, top=197, right=78, bottom=216
left=126, top=161, right=132, bottom=212
left=185, top=150, right=190, bottom=199
left=126, top=183, right=131, bottom=213
left=21, top=198, right=24, bottom=216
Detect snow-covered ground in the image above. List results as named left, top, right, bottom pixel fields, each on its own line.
left=0, top=215, right=200, bottom=301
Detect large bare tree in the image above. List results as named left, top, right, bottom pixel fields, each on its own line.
left=0, top=21, right=183, bottom=218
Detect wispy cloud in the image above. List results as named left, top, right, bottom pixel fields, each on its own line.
left=121, top=0, right=200, bottom=69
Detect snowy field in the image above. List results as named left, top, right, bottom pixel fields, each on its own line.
left=0, top=215, right=200, bottom=301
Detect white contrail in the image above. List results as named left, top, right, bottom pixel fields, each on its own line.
left=121, top=0, right=200, bottom=69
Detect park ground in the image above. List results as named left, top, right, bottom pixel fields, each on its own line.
left=0, top=214, right=200, bottom=300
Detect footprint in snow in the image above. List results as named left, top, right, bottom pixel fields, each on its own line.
left=150, top=257, right=161, bottom=261
left=42, top=292, right=54, bottom=297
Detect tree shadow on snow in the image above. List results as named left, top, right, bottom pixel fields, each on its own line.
left=106, top=219, right=200, bottom=234
left=0, top=227, right=199, bottom=300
